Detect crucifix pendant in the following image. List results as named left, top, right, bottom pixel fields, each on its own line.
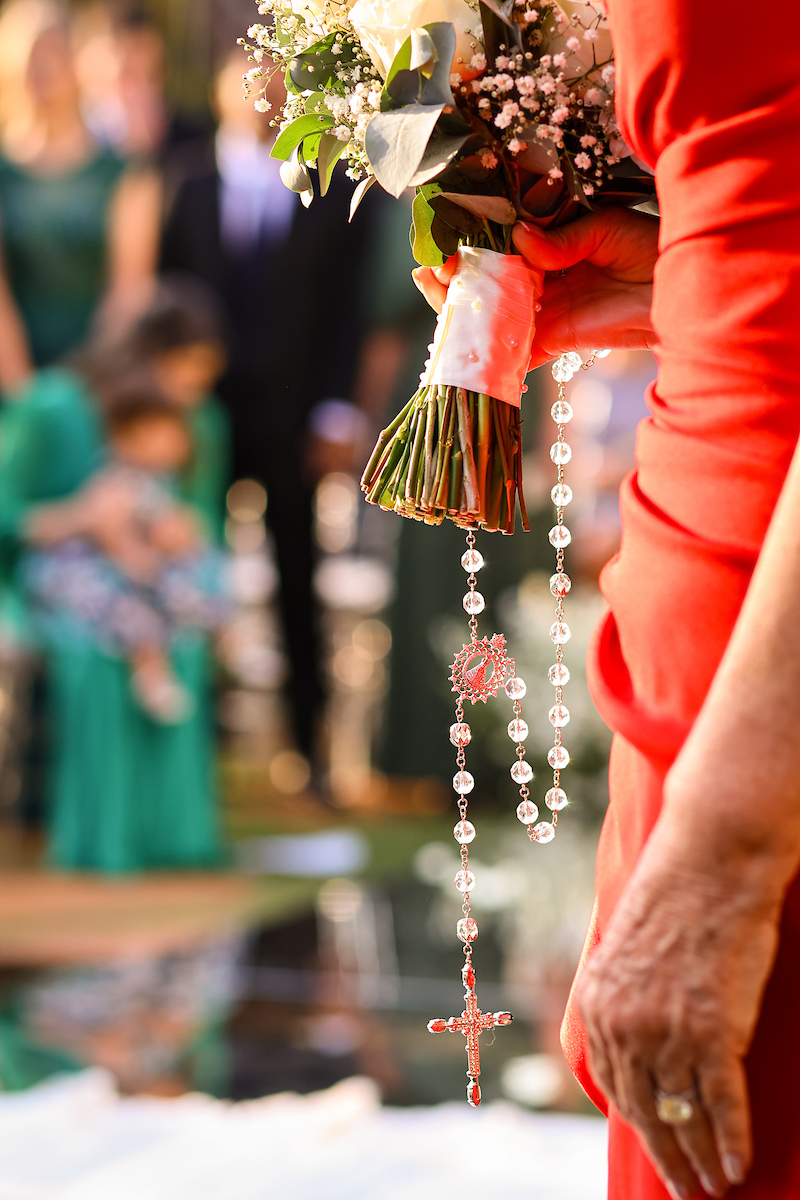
left=428, top=958, right=512, bottom=1106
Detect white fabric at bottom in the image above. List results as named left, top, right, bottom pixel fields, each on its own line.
left=0, top=1069, right=607, bottom=1200
left=421, top=246, right=538, bottom=408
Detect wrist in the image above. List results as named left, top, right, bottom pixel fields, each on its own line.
left=654, top=770, right=796, bottom=915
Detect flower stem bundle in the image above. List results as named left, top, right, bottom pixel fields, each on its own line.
left=361, top=383, right=528, bottom=534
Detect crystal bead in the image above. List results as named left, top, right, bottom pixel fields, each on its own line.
left=549, top=703, right=570, bottom=727
left=510, top=760, right=533, bottom=784
left=551, top=483, right=573, bottom=506
left=427, top=1018, right=448, bottom=1033
left=455, top=868, right=476, bottom=892
left=449, top=722, right=472, bottom=747
left=508, top=718, right=528, bottom=742
left=548, top=662, right=570, bottom=686
left=457, top=917, right=479, bottom=943
left=454, top=819, right=476, bottom=844
left=545, top=787, right=568, bottom=811
left=548, top=744, right=571, bottom=769
left=549, top=621, right=571, bottom=644
left=504, top=676, right=526, bottom=700
left=596, top=348, right=612, bottom=358
left=467, top=1080, right=481, bottom=1107
left=463, top=591, right=485, bottom=615
left=549, top=571, right=572, bottom=597
left=461, top=548, right=485, bottom=572
left=534, top=821, right=556, bottom=843
left=516, top=798, right=539, bottom=824
left=453, top=770, right=474, bottom=794
left=565, top=351, right=583, bottom=370
left=548, top=524, right=571, bottom=549
left=494, top=1011, right=513, bottom=1026
left=551, top=357, right=574, bottom=383
left=462, top=962, right=475, bottom=989
left=550, top=441, right=572, bottom=465
left=551, top=400, right=574, bottom=424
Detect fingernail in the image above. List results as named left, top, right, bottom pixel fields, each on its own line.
left=699, top=1174, right=723, bottom=1197
left=722, top=1154, right=745, bottom=1186
left=666, top=1183, right=690, bottom=1200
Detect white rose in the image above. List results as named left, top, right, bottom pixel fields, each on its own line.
left=349, top=0, right=479, bottom=80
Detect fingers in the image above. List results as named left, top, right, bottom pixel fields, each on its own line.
left=698, top=1059, right=752, bottom=1188
left=512, top=206, right=659, bottom=277
left=615, top=1066, right=701, bottom=1200
left=652, top=1064, right=727, bottom=1198
left=411, top=256, right=457, bottom=314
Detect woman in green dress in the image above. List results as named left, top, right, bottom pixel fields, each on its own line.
left=0, top=281, right=230, bottom=873
left=0, top=2, right=160, bottom=390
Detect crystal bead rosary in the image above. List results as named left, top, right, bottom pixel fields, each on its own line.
left=427, top=348, right=609, bottom=1105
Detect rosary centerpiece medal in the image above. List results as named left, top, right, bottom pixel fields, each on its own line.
left=427, top=351, right=608, bottom=1105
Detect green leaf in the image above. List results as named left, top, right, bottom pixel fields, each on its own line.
left=439, top=192, right=518, bottom=224
left=317, top=132, right=347, bottom=196
left=349, top=175, right=376, bottom=221
left=271, top=114, right=336, bottom=161
left=410, top=186, right=444, bottom=266
left=288, top=34, right=358, bottom=92
left=366, top=102, right=445, bottom=198
left=304, top=92, right=329, bottom=114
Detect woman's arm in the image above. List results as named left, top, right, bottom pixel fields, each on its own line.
left=577, top=431, right=800, bottom=1200
left=0, top=244, right=33, bottom=394
left=100, top=167, right=162, bottom=335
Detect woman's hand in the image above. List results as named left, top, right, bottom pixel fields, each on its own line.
left=411, top=206, right=658, bottom=367
left=578, top=813, right=780, bottom=1200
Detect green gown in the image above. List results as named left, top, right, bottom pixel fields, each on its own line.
left=0, top=150, right=125, bottom=366
left=0, top=368, right=229, bottom=872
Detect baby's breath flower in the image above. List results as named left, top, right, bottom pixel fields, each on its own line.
left=548, top=165, right=563, bottom=178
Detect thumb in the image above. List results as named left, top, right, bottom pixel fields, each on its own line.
left=513, top=214, right=612, bottom=272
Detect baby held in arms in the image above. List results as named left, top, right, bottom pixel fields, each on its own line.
left=25, top=392, right=229, bottom=723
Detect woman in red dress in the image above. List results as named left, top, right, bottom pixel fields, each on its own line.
left=417, top=1, right=800, bottom=1196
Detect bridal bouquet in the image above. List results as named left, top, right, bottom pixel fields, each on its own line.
left=242, top=0, right=653, bottom=533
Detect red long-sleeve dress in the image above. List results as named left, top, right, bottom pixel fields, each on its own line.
left=560, top=3, right=800, bottom=1196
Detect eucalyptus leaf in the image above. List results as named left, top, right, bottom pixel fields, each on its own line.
left=271, top=114, right=335, bottom=161
left=409, top=28, right=435, bottom=71
left=366, top=102, right=445, bottom=197
left=430, top=194, right=483, bottom=236
left=289, top=35, right=358, bottom=92
left=418, top=23, right=456, bottom=105
left=317, top=132, right=347, bottom=196
left=431, top=213, right=459, bottom=257
left=382, top=23, right=456, bottom=111
left=439, top=191, right=517, bottom=224
left=408, top=125, right=469, bottom=187
left=280, top=147, right=314, bottom=202
left=410, top=187, right=444, bottom=266
left=349, top=175, right=376, bottom=221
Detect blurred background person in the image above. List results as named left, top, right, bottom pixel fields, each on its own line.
left=74, top=1, right=209, bottom=160
left=161, top=50, right=373, bottom=775
left=0, top=0, right=160, bottom=393
left=0, top=278, right=230, bottom=871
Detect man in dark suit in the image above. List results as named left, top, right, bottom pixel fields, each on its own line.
left=160, top=53, right=372, bottom=766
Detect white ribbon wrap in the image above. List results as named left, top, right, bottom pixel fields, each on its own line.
left=421, top=246, right=537, bottom=408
